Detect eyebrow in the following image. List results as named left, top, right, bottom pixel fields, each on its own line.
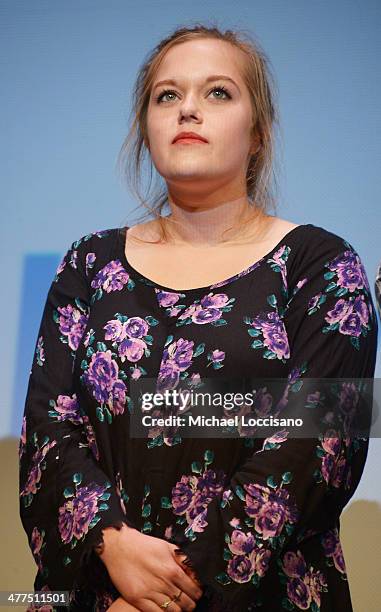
left=152, top=74, right=240, bottom=91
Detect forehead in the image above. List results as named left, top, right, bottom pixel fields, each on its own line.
left=154, top=38, right=246, bottom=83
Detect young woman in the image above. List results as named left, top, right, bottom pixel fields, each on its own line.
left=19, top=24, right=378, bottom=612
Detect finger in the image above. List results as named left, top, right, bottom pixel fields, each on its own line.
left=151, top=588, right=196, bottom=611
left=148, top=593, right=182, bottom=611
left=166, top=564, right=203, bottom=605
left=130, top=598, right=180, bottom=612
left=106, top=597, right=142, bottom=611
left=173, top=553, right=203, bottom=589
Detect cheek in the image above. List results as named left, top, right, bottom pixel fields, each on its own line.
left=211, top=110, right=252, bottom=147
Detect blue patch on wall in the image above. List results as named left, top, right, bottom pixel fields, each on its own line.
left=12, top=253, right=61, bottom=438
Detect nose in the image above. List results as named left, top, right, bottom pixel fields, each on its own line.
left=178, top=93, right=202, bottom=123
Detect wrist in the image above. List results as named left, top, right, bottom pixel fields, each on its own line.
left=94, top=523, right=135, bottom=562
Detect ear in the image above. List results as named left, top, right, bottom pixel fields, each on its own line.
left=250, top=130, right=262, bottom=155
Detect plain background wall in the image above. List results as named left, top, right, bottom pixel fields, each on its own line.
left=1, top=1, right=380, bottom=610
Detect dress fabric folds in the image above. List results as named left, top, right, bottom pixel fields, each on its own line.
left=18, top=223, right=378, bottom=611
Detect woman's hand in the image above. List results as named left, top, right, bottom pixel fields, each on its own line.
left=107, top=597, right=140, bottom=611
left=172, top=549, right=203, bottom=591
left=97, top=524, right=203, bottom=611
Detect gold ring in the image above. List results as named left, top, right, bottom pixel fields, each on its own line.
left=171, top=589, right=183, bottom=602
left=159, top=600, right=172, bottom=609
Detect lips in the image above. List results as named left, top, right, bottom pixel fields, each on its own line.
left=172, top=132, right=208, bottom=144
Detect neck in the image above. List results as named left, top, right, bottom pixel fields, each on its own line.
left=162, top=194, right=269, bottom=247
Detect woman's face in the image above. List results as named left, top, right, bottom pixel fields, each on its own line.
left=146, top=38, right=256, bottom=198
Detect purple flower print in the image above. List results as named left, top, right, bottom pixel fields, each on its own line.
left=31, top=526, right=45, bottom=573
left=171, top=476, right=202, bottom=516
left=156, top=289, right=182, bottom=308
left=223, top=386, right=275, bottom=438
left=155, top=360, right=181, bottom=395
left=320, top=529, right=337, bottom=555
left=307, top=247, right=373, bottom=351
left=228, top=529, right=256, bottom=556
left=182, top=303, right=221, bottom=325
left=92, top=230, right=110, bottom=239
left=115, top=472, right=129, bottom=516
left=308, top=569, right=328, bottom=608
left=156, top=338, right=194, bottom=393
left=282, top=550, right=307, bottom=577
left=226, top=554, right=253, bottom=583
left=104, top=316, right=150, bottom=364
left=321, top=453, right=335, bottom=485
left=147, top=338, right=201, bottom=444
left=186, top=508, right=209, bottom=534
left=178, top=293, right=233, bottom=326
left=252, top=387, right=274, bottom=417
left=329, top=382, right=360, bottom=438
left=35, top=335, right=45, bottom=366
left=326, top=295, right=369, bottom=339
left=210, top=349, right=225, bottom=362
left=118, top=337, right=147, bottom=363
left=328, top=248, right=370, bottom=293
left=83, top=350, right=119, bottom=403
left=247, top=310, right=290, bottom=361
left=58, top=480, right=109, bottom=546
left=80, top=414, right=99, bottom=461
left=82, top=350, right=127, bottom=416
left=91, top=260, right=130, bottom=293
left=321, top=528, right=347, bottom=574
left=207, top=348, right=226, bottom=370
left=85, top=252, right=96, bottom=275
left=124, top=316, right=149, bottom=338
left=255, top=429, right=289, bottom=454
left=330, top=455, right=347, bottom=488
left=286, top=577, right=311, bottom=609
left=111, top=379, right=127, bottom=414
left=226, top=545, right=271, bottom=583
left=54, top=255, right=67, bottom=281
left=323, top=298, right=351, bottom=325
left=270, top=244, right=289, bottom=288
left=19, top=415, right=27, bottom=460
left=319, top=429, right=348, bottom=488
left=253, top=547, right=272, bottom=577
left=171, top=468, right=226, bottom=534
left=321, top=431, right=341, bottom=457
left=20, top=439, right=58, bottom=506
left=200, top=293, right=231, bottom=309
left=48, top=393, right=83, bottom=424
left=104, top=319, right=126, bottom=342
left=131, top=366, right=143, bottom=380
left=243, top=482, right=299, bottom=540
left=84, top=328, right=95, bottom=348
left=69, top=250, right=78, bottom=269
left=281, top=549, right=327, bottom=610
left=55, top=302, right=89, bottom=351
left=353, top=293, right=370, bottom=326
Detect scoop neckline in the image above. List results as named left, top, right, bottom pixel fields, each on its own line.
left=117, top=223, right=313, bottom=294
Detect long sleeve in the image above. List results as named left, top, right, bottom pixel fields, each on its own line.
left=18, top=234, right=136, bottom=602
left=170, top=233, right=378, bottom=610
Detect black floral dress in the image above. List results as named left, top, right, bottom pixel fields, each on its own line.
left=19, top=223, right=378, bottom=612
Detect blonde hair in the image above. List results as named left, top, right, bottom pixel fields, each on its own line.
left=116, top=21, right=281, bottom=243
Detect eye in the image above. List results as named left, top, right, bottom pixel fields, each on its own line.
left=155, top=84, right=232, bottom=104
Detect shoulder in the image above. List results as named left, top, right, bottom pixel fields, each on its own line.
left=68, top=227, right=121, bottom=253
left=285, top=222, right=373, bottom=297
left=65, top=227, right=124, bottom=263
left=288, top=222, right=362, bottom=271
left=55, top=227, right=123, bottom=281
